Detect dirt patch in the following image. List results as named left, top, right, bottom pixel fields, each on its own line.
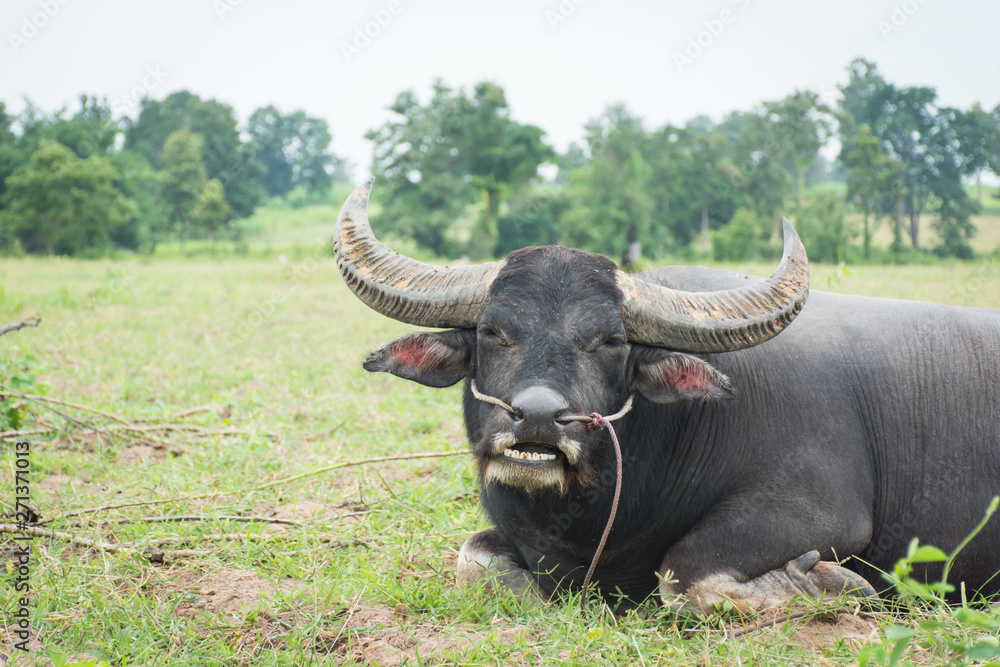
left=256, top=500, right=370, bottom=532
left=783, top=611, right=879, bottom=652
left=118, top=444, right=172, bottom=466
left=266, top=500, right=363, bottom=523
left=738, top=609, right=879, bottom=653
left=153, top=570, right=530, bottom=663
left=170, top=568, right=305, bottom=620
left=35, top=474, right=88, bottom=502
left=2, top=624, right=43, bottom=663
left=323, top=602, right=532, bottom=666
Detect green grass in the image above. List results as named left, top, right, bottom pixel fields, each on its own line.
left=1, top=255, right=998, bottom=665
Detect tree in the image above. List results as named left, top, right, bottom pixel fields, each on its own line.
left=948, top=103, right=1000, bottom=203
left=711, top=207, right=770, bottom=262
left=110, top=150, right=164, bottom=251
left=718, top=110, right=794, bottom=231
left=763, top=90, right=832, bottom=203
left=159, top=129, right=208, bottom=255
left=788, top=192, right=853, bottom=264
left=838, top=60, right=980, bottom=256
left=48, top=95, right=118, bottom=158
left=248, top=105, right=341, bottom=198
left=0, top=140, right=136, bottom=256
left=560, top=105, right=652, bottom=264
left=367, top=81, right=552, bottom=257
left=681, top=119, right=740, bottom=255
left=453, top=82, right=554, bottom=252
left=496, top=185, right=568, bottom=256
left=844, top=124, right=901, bottom=258
left=989, top=105, right=1000, bottom=183
left=0, top=102, right=22, bottom=206
left=642, top=125, right=692, bottom=248
left=125, top=92, right=263, bottom=217
left=191, top=178, right=231, bottom=254
left=367, top=84, right=473, bottom=256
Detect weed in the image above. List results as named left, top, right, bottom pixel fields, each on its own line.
left=859, top=496, right=1000, bottom=667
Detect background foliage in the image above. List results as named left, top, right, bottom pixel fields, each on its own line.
left=1, top=58, right=999, bottom=263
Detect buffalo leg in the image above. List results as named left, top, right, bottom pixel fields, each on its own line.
left=457, top=529, right=544, bottom=602
left=659, top=550, right=877, bottom=614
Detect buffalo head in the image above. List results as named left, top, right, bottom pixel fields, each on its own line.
left=335, top=179, right=809, bottom=495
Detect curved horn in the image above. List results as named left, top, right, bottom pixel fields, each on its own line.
left=334, top=178, right=502, bottom=328
left=617, top=219, right=809, bottom=352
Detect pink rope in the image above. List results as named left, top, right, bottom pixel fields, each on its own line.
left=579, top=412, right=623, bottom=608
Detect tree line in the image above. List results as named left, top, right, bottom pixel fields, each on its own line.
left=370, top=59, right=1000, bottom=264
left=1, top=58, right=998, bottom=261
left=0, top=92, right=346, bottom=256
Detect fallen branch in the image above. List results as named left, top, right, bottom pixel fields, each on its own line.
left=43, top=448, right=468, bottom=525
left=110, top=515, right=303, bottom=527
left=40, top=496, right=227, bottom=526
left=0, top=390, right=254, bottom=451
left=0, top=317, right=40, bottom=338
left=1, top=523, right=132, bottom=556
left=1, top=389, right=97, bottom=433
left=104, top=424, right=252, bottom=435
left=255, top=449, right=468, bottom=491
left=132, top=405, right=213, bottom=422
left=145, top=532, right=348, bottom=547
left=0, top=427, right=53, bottom=440
left=0, top=391, right=134, bottom=427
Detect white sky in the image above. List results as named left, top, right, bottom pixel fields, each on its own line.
left=2, top=0, right=998, bottom=181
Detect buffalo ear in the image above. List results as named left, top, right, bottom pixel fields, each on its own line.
left=632, top=348, right=735, bottom=404
left=363, top=330, right=475, bottom=388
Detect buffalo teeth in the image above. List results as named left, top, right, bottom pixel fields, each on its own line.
left=503, top=448, right=557, bottom=462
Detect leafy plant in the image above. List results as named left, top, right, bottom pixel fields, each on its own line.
left=0, top=345, right=42, bottom=430
left=858, top=496, right=1000, bottom=667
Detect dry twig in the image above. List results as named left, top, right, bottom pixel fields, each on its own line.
left=109, top=514, right=303, bottom=527
left=132, top=405, right=213, bottom=422
left=0, top=427, right=53, bottom=440
left=0, top=391, right=134, bottom=427
left=43, top=448, right=467, bottom=525
left=0, top=317, right=40, bottom=338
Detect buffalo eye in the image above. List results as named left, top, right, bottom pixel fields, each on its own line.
left=600, top=336, right=626, bottom=349
left=587, top=334, right=627, bottom=353
left=478, top=325, right=512, bottom=346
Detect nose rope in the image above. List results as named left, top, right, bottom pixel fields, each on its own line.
left=468, top=379, right=633, bottom=609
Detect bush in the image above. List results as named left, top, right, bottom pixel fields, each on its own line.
left=788, top=192, right=855, bottom=263
left=711, top=208, right=772, bottom=262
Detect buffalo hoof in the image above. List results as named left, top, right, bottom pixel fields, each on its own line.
left=783, top=550, right=878, bottom=600
left=661, top=550, right=878, bottom=615
left=457, top=530, right=545, bottom=603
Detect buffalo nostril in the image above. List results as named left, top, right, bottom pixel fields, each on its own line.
left=510, top=386, right=569, bottom=432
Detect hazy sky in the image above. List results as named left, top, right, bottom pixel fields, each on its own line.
left=2, top=0, right=998, bottom=181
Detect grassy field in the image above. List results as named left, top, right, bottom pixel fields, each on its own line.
left=2, top=250, right=999, bottom=665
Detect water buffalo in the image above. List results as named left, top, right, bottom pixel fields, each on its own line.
left=334, top=179, right=1000, bottom=612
